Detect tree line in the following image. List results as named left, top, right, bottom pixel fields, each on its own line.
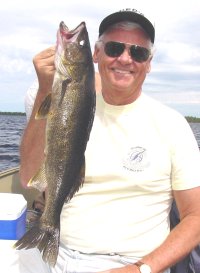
left=0, top=111, right=26, bottom=116
left=0, top=112, right=200, bottom=122
left=185, top=116, right=200, bottom=123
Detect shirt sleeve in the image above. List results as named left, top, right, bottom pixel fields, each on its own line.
left=170, top=115, right=200, bottom=190
left=24, top=80, right=39, bottom=121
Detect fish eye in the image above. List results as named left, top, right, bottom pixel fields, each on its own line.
left=79, top=39, right=85, bottom=47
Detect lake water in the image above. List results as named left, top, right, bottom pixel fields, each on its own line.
left=190, top=123, right=200, bottom=145
left=0, top=115, right=26, bottom=172
left=0, top=115, right=200, bottom=172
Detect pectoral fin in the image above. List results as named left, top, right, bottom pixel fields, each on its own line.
left=35, top=93, right=52, bottom=119
left=28, top=163, right=48, bottom=192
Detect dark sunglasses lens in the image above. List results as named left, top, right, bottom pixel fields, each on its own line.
left=104, top=42, right=125, bottom=57
left=130, top=46, right=150, bottom=62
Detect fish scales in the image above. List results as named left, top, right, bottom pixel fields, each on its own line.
left=14, top=21, right=96, bottom=267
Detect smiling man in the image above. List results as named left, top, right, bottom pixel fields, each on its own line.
left=19, top=8, right=200, bottom=273
left=93, top=16, right=153, bottom=105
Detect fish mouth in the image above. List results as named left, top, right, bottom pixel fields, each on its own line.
left=55, top=21, right=89, bottom=74
left=59, top=21, right=86, bottom=43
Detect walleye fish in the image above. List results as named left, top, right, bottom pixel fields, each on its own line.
left=14, top=21, right=96, bottom=266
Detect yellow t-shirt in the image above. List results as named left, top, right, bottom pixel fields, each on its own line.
left=60, top=93, right=200, bottom=258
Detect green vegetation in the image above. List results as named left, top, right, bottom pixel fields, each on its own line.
left=0, top=111, right=25, bottom=116
left=185, top=116, right=200, bottom=123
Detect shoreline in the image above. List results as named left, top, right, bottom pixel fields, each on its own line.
left=0, top=112, right=25, bottom=116
left=0, top=112, right=200, bottom=123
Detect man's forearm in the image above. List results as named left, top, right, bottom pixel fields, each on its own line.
left=20, top=89, right=47, bottom=187
left=140, top=187, right=200, bottom=273
left=141, top=215, right=200, bottom=273
left=99, top=214, right=200, bottom=273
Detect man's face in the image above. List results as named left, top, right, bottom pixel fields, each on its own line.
left=93, top=27, right=152, bottom=103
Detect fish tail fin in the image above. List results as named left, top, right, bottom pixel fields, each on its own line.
left=13, top=224, right=60, bottom=267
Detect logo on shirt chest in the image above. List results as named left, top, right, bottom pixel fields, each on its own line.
left=123, top=146, right=150, bottom=172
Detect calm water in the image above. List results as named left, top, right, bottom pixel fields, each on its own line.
left=0, top=115, right=26, bottom=172
left=0, top=115, right=200, bottom=172
left=190, top=123, right=200, bottom=146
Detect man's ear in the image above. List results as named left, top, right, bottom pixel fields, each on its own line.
left=93, top=45, right=99, bottom=63
left=146, top=57, right=153, bottom=73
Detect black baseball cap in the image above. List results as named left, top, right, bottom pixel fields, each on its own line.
left=99, top=9, right=155, bottom=43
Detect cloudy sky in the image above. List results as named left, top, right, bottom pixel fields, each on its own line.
left=1, top=0, right=200, bottom=117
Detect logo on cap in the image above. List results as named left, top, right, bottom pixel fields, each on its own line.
left=119, top=8, right=144, bottom=16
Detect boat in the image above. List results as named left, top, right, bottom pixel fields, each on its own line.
left=0, top=167, right=39, bottom=209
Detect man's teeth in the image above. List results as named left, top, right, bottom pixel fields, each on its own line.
left=113, top=69, right=132, bottom=74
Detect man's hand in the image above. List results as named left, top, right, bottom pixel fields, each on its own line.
left=33, top=46, right=56, bottom=93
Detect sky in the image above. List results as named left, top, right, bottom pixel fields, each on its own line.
left=0, top=0, right=200, bottom=117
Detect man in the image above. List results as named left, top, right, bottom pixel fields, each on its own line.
left=20, top=9, right=200, bottom=273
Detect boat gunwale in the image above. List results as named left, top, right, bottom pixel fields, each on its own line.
left=0, top=167, right=20, bottom=179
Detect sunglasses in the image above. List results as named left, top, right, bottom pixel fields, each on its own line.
left=101, top=41, right=151, bottom=63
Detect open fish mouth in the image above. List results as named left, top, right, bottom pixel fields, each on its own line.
left=59, top=21, right=86, bottom=43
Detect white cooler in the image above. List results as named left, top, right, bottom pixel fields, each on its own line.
left=0, top=193, right=27, bottom=240
left=0, top=193, right=48, bottom=272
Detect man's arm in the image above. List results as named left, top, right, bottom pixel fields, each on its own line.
left=99, top=186, right=200, bottom=273
left=20, top=46, right=55, bottom=187
left=144, top=187, right=200, bottom=272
